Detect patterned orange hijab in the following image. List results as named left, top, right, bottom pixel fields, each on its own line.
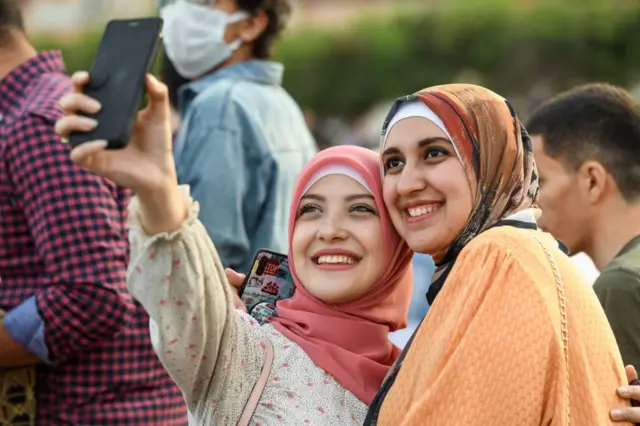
left=365, top=84, right=542, bottom=424
left=381, top=83, right=540, bottom=265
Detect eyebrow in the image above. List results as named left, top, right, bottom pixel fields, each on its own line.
left=381, top=136, right=451, bottom=157
left=301, top=193, right=375, bottom=202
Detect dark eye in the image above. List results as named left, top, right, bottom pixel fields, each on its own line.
left=350, top=203, right=377, bottom=215
left=425, top=147, right=448, bottom=159
left=298, top=203, right=321, bottom=217
left=383, top=157, right=405, bottom=174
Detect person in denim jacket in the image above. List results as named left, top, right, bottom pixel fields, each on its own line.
left=160, top=0, right=317, bottom=272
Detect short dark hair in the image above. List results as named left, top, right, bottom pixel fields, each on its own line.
left=0, top=0, right=23, bottom=35
left=236, top=0, right=291, bottom=59
left=527, top=83, right=640, bottom=200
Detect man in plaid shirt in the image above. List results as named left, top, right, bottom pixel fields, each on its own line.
left=0, top=2, right=187, bottom=424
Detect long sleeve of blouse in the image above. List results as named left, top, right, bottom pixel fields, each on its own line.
left=126, top=187, right=266, bottom=423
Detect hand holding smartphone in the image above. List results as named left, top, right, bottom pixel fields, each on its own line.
left=238, top=250, right=295, bottom=324
left=56, top=17, right=187, bottom=232
left=68, top=18, right=163, bottom=150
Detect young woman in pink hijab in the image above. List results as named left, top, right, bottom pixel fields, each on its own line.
left=54, top=72, right=413, bottom=425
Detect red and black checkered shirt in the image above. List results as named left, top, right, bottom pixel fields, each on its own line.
left=0, top=51, right=187, bottom=425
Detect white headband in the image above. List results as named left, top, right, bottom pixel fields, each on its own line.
left=302, top=164, right=372, bottom=195
left=382, top=101, right=461, bottom=161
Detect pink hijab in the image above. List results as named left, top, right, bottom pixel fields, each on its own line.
left=270, top=145, right=413, bottom=405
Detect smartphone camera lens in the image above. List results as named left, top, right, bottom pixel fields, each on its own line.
left=256, top=256, right=268, bottom=276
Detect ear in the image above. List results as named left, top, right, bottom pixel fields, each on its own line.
left=240, top=10, right=268, bottom=43
left=578, top=160, right=609, bottom=203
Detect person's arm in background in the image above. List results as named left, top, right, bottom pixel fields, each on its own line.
left=0, top=115, right=134, bottom=366
left=176, top=116, right=272, bottom=272
left=593, top=270, right=640, bottom=370
left=0, top=321, right=38, bottom=366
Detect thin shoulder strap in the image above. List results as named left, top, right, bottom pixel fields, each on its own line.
left=532, top=234, right=571, bottom=425
left=237, top=338, right=274, bottom=426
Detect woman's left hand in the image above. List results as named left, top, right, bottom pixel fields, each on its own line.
left=611, top=365, right=640, bottom=423
left=56, top=71, right=175, bottom=196
left=225, top=268, right=247, bottom=313
left=56, top=71, right=186, bottom=234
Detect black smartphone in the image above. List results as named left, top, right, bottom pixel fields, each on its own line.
left=68, top=18, right=163, bottom=150
left=238, top=250, right=295, bottom=323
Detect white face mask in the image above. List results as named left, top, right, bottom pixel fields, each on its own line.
left=161, top=0, right=249, bottom=79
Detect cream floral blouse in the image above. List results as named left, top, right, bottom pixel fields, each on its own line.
left=126, top=188, right=368, bottom=425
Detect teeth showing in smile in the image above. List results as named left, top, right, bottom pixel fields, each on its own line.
left=317, top=255, right=357, bottom=265
left=407, top=205, right=439, bottom=217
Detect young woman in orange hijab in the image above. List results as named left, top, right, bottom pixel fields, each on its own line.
left=365, top=85, right=631, bottom=425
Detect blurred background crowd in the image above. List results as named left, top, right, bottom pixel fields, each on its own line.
left=23, top=0, right=631, bottom=345
left=2, top=0, right=640, bottom=423
left=29, top=0, right=640, bottom=151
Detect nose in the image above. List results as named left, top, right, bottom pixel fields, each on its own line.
left=396, top=162, right=426, bottom=197
left=317, top=213, right=349, bottom=242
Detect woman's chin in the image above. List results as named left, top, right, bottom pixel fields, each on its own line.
left=405, top=234, right=450, bottom=256
left=313, top=292, right=352, bottom=306
left=309, top=285, right=364, bottom=306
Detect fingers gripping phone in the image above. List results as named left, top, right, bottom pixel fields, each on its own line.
left=239, top=250, right=295, bottom=324
left=630, top=379, right=640, bottom=408
left=68, top=18, right=163, bottom=150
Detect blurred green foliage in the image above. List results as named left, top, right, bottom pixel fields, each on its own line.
left=33, top=0, right=640, bottom=118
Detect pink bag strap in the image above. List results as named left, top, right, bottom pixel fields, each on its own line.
left=237, top=338, right=274, bottom=426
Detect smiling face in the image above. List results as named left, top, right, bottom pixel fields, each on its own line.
left=381, top=117, right=474, bottom=257
left=291, top=174, right=386, bottom=305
